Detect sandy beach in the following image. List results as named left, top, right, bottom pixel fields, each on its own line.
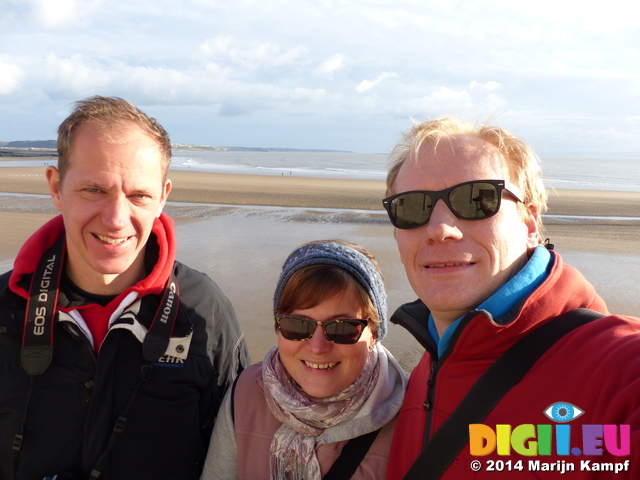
left=1, top=162, right=639, bottom=371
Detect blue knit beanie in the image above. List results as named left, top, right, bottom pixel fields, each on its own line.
left=273, top=240, right=388, bottom=342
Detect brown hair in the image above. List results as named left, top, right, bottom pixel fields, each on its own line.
left=275, top=241, right=382, bottom=336
left=387, top=116, right=548, bottom=241
left=57, top=96, right=172, bottom=181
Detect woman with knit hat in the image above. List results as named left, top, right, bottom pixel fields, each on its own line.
left=201, top=240, right=407, bottom=480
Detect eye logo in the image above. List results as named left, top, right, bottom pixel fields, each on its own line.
left=544, top=402, right=584, bottom=423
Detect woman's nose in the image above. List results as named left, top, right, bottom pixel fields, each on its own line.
left=305, top=324, right=332, bottom=353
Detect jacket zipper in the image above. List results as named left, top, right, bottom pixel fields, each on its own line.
left=422, top=359, right=439, bottom=446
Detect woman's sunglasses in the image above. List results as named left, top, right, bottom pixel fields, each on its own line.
left=275, top=314, right=369, bottom=345
left=382, top=179, right=523, bottom=230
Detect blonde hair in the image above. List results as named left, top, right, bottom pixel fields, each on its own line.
left=387, top=116, right=547, bottom=241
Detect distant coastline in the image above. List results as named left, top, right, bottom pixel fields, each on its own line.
left=173, top=144, right=353, bottom=153
left=0, top=148, right=57, bottom=158
left=0, top=140, right=352, bottom=157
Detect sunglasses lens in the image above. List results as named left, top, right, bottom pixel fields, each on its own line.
left=387, top=182, right=503, bottom=228
left=277, top=315, right=367, bottom=344
left=449, top=182, right=499, bottom=219
left=278, top=316, right=314, bottom=341
left=387, top=192, right=433, bottom=229
left=324, top=320, right=366, bottom=344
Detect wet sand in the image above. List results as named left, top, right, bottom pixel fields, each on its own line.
left=0, top=163, right=638, bottom=370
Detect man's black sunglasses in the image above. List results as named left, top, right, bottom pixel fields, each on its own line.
left=382, top=179, right=523, bottom=230
left=275, top=314, right=369, bottom=344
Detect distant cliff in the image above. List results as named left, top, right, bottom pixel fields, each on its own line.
left=2, top=140, right=57, bottom=149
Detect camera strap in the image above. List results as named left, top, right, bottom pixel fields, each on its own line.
left=21, top=235, right=65, bottom=376
left=20, top=236, right=181, bottom=374
left=14, top=234, right=181, bottom=478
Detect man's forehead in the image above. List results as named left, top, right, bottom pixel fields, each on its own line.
left=73, top=120, right=154, bottom=145
left=395, top=134, right=509, bottom=192
left=412, top=135, right=503, bottom=165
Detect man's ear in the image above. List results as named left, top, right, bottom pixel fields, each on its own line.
left=46, top=166, right=63, bottom=212
left=157, top=179, right=172, bottom=217
left=523, top=203, right=540, bottom=249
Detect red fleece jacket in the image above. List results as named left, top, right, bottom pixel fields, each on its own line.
left=387, top=253, right=640, bottom=479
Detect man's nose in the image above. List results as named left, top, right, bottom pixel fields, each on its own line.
left=422, top=199, right=463, bottom=242
left=102, top=195, right=129, bottom=229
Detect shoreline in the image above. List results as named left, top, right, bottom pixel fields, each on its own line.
left=1, top=164, right=640, bottom=216
left=0, top=165, right=638, bottom=260
left=0, top=164, right=638, bottom=368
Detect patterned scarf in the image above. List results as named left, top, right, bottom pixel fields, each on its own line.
left=262, top=345, right=380, bottom=480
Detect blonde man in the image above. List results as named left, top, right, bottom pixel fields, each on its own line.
left=384, top=117, right=639, bottom=479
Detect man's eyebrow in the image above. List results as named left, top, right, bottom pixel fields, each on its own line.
left=77, top=180, right=106, bottom=189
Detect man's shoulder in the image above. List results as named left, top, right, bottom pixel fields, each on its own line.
left=171, top=261, right=241, bottom=338
left=550, top=311, right=640, bottom=371
left=585, top=312, right=640, bottom=337
left=172, top=261, right=230, bottom=304
left=0, top=269, right=12, bottom=290
left=0, top=269, right=24, bottom=312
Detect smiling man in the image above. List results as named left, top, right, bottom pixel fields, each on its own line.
left=383, top=117, right=640, bottom=479
left=0, top=96, right=249, bottom=480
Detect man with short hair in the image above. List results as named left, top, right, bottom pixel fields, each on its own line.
left=0, top=96, right=250, bottom=479
left=383, top=117, right=640, bottom=479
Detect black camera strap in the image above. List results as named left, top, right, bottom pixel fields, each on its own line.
left=21, top=235, right=65, bottom=376
left=12, top=237, right=66, bottom=479
left=322, top=428, right=381, bottom=480
left=13, top=235, right=181, bottom=479
left=142, top=270, right=180, bottom=363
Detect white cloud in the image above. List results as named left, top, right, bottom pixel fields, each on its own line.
left=602, top=126, right=640, bottom=141
left=317, top=54, right=345, bottom=76
left=28, top=0, right=104, bottom=29
left=0, top=56, right=24, bottom=95
left=483, top=81, right=501, bottom=91
left=386, top=80, right=507, bottom=121
left=195, top=35, right=309, bottom=70
left=197, top=35, right=234, bottom=59
left=38, top=52, right=328, bottom=117
left=43, top=54, right=111, bottom=96
left=1, top=0, right=639, bottom=152
left=356, top=72, right=398, bottom=93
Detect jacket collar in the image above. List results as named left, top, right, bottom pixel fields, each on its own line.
left=390, top=250, right=608, bottom=361
left=9, top=213, right=177, bottom=307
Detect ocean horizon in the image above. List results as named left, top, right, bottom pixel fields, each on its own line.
left=170, top=150, right=640, bottom=192
left=1, top=150, right=639, bottom=192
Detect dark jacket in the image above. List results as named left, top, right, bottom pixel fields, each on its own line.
left=0, top=215, right=250, bottom=480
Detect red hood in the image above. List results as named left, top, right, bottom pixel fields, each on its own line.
left=9, top=213, right=177, bottom=306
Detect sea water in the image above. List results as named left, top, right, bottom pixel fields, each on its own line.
left=169, top=150, right=640, bottom=192
left=2, top=151, right=638, bottom=191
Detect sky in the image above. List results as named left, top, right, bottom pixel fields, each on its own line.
left=1, top=0, right=640, bottom=154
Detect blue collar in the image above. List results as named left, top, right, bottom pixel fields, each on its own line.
left=428, top=246, right=552, bottom=357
